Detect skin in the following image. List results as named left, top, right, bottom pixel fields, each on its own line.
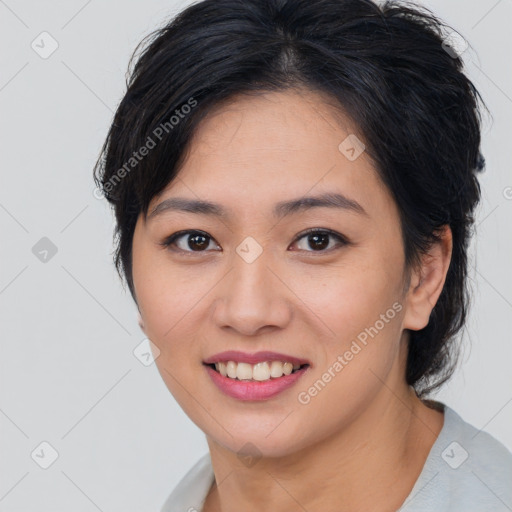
left=132, top=87, right=452, bottom=512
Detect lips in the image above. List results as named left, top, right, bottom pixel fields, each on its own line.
left=203, top=350, right=311, bottom=367
left=202, top=350, right=312, bottom=400
left=204, top=361, right=310, bottom=401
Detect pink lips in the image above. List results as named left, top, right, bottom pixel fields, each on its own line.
left=203, top=350, right=311, bottom=401
left=203, top=350, right=311, bottom=366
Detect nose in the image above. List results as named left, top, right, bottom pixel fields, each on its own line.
left=212, top=249, right=292, bottom=337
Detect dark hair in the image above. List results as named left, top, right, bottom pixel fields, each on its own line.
left=93, top=0, right=487, bottom=397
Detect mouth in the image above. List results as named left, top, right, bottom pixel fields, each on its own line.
left=202, top=350, right=312, bottom=382
left=202, top=351, right=312, bottom=401
left=203, top=361, right=310, bottom=381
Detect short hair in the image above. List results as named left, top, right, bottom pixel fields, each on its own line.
left=93, top=0, right=487, bottom=397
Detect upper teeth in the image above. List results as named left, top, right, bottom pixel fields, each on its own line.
left=214, top=361, right=302, bottom=381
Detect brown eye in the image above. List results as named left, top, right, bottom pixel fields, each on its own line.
left=291, top=229, right=348, bottom=253
left=161, top=230, right=220, bottom=253
left=161, top=228, right=348, bottom=256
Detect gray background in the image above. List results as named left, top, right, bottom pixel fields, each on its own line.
left=1, top=0, right=511, bottom=510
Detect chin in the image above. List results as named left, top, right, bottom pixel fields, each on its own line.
left=206, top=419, right=311, bottom=460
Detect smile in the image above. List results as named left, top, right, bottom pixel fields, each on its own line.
left=203, top=350, right=311, bottom=401
left=207, top=360, right=308, bottom=381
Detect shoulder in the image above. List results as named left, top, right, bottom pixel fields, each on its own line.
left=400, top=402, right=512, bottom=512
left=160, top=452, right=214, bottom=512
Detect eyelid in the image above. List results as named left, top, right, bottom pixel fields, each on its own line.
left=291, top=227, right=348, bottom=251
left=160, top=229, right=220, bottom=254
left=160, top=228, right=349, bottom=254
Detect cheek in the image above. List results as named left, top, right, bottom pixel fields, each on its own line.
left=293, top=287, right=404, bottom=442
left=136, top=272, right=208, bottom=372
left=135, top=264, right=209, bottom=408
left=133, top=258, right=227, bottom=417
left=132, top=235, right=213, bottom=339
left=288, top=255, right=403, bottom=342
left=289, top=252, right=406, bottom=393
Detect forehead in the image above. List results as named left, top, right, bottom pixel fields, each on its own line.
left=148, top=88, right=395, bottom=223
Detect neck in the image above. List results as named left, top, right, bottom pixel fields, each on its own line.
left=204, top=385, right=444, bottom=512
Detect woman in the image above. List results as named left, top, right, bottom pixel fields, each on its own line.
left=93, top=0, right=512, bottom=510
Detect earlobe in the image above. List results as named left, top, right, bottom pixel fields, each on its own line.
left=137, top=311, right=145, bottom=332
left=402, top=225, right=453, bottom=331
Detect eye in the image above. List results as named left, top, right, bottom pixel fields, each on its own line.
left=160, top=230, right=220, bottom=254
left=160, top=228, right=349, bottom=255
left=290, top=228, right=348, bottom=253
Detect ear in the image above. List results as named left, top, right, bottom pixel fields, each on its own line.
left=402, top=224, right=453, bottom=331
left=137, top=311, right=145, bottom=333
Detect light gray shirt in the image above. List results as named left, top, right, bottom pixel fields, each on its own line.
left=161, top=402, right=512, bottom=511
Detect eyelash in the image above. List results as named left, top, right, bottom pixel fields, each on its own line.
left=159, top=228, right=349, bottom=256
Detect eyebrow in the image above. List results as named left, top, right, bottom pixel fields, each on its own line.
left=147, top=192, right=368, bottom=220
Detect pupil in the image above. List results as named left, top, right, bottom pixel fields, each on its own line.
left=309, top=233, right=329, bottom=250
left=188, top=234, right=208, bottom=251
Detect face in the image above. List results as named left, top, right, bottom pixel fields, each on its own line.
left=132, top=88, right=413, bottom=458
